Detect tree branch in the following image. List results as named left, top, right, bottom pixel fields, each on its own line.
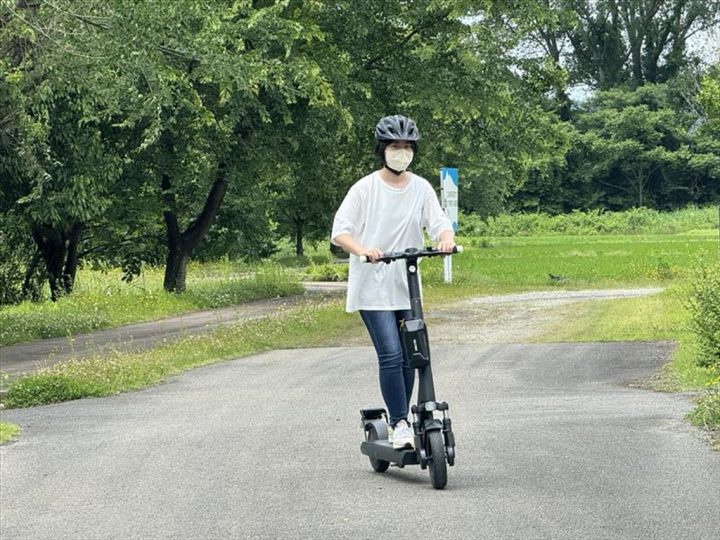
left=363, top=11, right=451, bottom=71
left=181, top=163, right=228, bottom=249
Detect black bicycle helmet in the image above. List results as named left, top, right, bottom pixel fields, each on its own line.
left=374, top=115, right=420, bottom=142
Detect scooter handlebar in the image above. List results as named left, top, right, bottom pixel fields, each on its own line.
left=360, top=245, right=463, bottom=264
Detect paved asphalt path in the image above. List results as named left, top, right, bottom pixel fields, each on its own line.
left=2, top=341, right=719, bottom=539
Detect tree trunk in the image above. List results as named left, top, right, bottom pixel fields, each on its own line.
left=555, top=89, right=572, bottom=122
left=63, top=223, right=82, bottom=294
left=31, top=223, right=82, bottom=301
left=535, top=25, right=572, bottom=121
left=21, top=248, right=43, bottom=301
left=163, top=243, right=190, bottom=293
left=161, top=164, right=228, bottom=293
left=294, top=218, right=304, bottom=257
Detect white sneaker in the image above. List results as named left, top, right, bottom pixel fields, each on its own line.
left=392, top=420, right=414, bottom=449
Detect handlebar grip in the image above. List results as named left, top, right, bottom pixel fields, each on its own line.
left=359, top=255, right=369, bottom=263
left=454, top=245, right=464, bottom=253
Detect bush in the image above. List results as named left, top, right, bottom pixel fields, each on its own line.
left=305, top=262, right=348, bottom=282
left=0, top=422, right=21, bottom=444
left=457, top=205, right=718, bottom=237
left=688, top=371, right=720, bottom=432
left=687, top=263, right=720, bottom=370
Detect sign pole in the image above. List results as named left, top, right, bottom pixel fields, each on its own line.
left=440, top=167, right=459, bottom=284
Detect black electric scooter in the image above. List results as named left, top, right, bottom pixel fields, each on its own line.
left=359, top=246, right=462, bottom=490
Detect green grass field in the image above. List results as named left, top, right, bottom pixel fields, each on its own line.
left=421, top=231, right=718, bottom=298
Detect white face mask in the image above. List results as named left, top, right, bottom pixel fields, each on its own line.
left=385, top=147, right=414, bottom=172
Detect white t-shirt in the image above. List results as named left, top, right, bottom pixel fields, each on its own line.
left=331, top=171, right=452, bottom=312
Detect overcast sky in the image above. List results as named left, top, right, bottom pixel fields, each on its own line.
left=688, top=26, right=720, bottom=66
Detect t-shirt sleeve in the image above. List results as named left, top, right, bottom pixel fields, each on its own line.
left=422, top=181, right=453, bottom=241
left=331, top=183, right=365, bottom=245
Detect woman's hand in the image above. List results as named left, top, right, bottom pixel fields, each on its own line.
left=437, top=238, right=456, bottom=253
left=362, top=247, right=385, bottom=262
left=333, top=235, right=384, bottom=262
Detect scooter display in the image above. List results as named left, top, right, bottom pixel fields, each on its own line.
left=359, top=246, right=462, bottom=489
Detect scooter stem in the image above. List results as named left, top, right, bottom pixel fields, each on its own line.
left=404, top=254, right=435, bottom=404
left=406, top=256, right=424, bottom=320
left=417, top=363, right=436, bottom=404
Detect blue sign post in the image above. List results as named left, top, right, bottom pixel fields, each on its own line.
left=440, top=167, right=459, bottom=283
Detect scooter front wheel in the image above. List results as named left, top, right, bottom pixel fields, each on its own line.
left=367, top=425, right=390, bottom=473
left=427, top=430, right=447, bottom=489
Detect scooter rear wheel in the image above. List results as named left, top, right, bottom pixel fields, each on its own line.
left=427, top=430, right=447, bottom=489
left=367, top=425, right=390, bottom=473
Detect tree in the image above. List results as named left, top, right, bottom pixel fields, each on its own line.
left=516, top=0, right=720, bottom=91
left=267, top=109, right=352, bottom=256
left=313, top=0, right=569, bottom=218
left=2, top=0, right=336, bottom=293
left=563, top=83, right=718, bottom=209
left=1, top=2, right=122, bottom=300
left=98, top=1, right=336, bottom=290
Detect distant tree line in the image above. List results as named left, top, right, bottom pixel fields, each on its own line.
left=508, top=0, right=720, bottom=212
left=1, top=0, right=718, bottom=303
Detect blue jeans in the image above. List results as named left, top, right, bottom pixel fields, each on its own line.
left=360, top=309, right=414, bottom=427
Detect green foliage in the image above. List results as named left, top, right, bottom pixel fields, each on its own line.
left=577, top=85, right=706, bottom=208
left=699, top=72, right=720, bottom=122
left=687, top=263, right=720, bottom=369
left=516, top=83, right=720, bottom=211
left=459, top=206, right=718, bottom=236
left=0, top=213, right=39, bottom=304
left=1, top=0, right=339, bottom=294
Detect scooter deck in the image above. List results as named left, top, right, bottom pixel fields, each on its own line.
left=360, top=440, right=419, bottom=466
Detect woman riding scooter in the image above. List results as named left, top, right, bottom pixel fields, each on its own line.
left=331, top=115, right=456, bottom=450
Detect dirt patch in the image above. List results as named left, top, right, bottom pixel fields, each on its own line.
left=340, top=287, right=665, bottom=346
left=427, top=288, right=664, bottom=344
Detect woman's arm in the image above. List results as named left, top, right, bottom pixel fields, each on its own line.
left=331, top=179, right=384, bottom=262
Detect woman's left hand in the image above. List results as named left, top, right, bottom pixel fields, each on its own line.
left=437, top=239, right=456, bottom=253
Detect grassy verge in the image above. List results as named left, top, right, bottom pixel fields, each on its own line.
left=688, top=373, right=720, bottom=451
left=0, top=263, right=303, bottom=346
left=2, top=297, right=362, bottom=408
left=0, top=421, right=21, bottom=444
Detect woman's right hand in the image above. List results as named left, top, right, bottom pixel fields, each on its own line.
left=361, top=248, right=385, bottom=263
